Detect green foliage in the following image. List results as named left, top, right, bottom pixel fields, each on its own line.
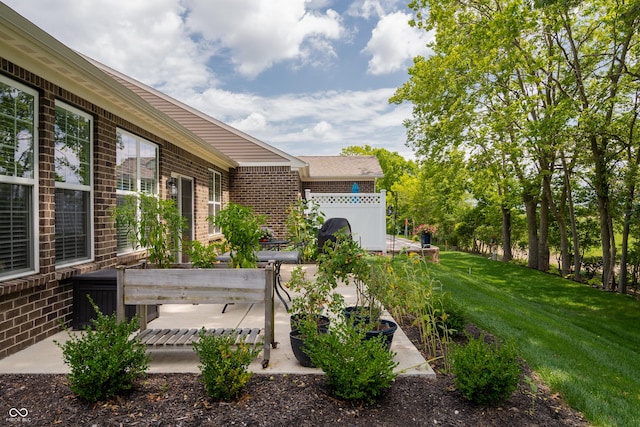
left=438, top=293, right=465, bottom=336
left=285, top=198, right=325, bottom=262
left=340, top=145, right=417, bottom=192
left=450, top=334, right=521, bottom=406
left=187, top=240, right=221, bottom=268
left=113, top=193, right=186, bottom=267
left=372, top=253, right=462, bottom=368
left=317, top=229, right=373, bottom=309
left=212, top=203, right=265, bottom=268
left=55, top=298, right=149, bottom=402
left=192, top=329, right=260, bottom=401
left=432, top=251, right=640, bottom=426
left=303, top=318, right=398, bottom=402
left=286, top=266, right=343, bottom=324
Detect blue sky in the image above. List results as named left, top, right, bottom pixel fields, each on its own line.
left=4, top=0, right=434, bottom=158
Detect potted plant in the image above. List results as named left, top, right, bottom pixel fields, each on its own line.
left=286, top=266, right=342, bottom=367
left=415, top=223, right=437, bottom=248
left=318, top=229, right=398, bottom=350
left=285, top=198, right=325, bottom=262
left=259, top=226, right=274, bottom=243
left=211, top=203, right=265, bottom=268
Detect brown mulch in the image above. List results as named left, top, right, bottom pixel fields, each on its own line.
left=0, top=321, right=590, bottom=427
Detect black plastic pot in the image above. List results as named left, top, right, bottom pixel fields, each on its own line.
left=290, top=314, right=330, bottom=333
left=290, top=330, right=316, bottom=368
left=343, top=306, right=371, bottom=325
left=364, top=319, right=398, bottom=351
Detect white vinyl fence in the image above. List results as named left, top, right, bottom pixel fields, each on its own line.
left=305, top=189, right=387, bottom=252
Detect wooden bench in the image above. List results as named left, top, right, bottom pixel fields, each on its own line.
left=116, top=263, right=275, bottom=368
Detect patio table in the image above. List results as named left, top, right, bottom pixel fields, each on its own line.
left=217, top=250, right=300, bottom=311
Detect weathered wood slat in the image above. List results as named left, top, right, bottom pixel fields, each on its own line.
left=117, top=264, right=275, bottom=368
left=136, top=328, right=263, bottom=348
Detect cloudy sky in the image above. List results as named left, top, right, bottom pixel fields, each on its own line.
left=4, top=0, right=433, bottom=158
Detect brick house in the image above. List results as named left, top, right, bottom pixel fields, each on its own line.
left=0, top=4, right=382, bottom=358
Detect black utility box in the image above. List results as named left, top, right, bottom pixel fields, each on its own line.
left=72, top=268, right=159, bottom=330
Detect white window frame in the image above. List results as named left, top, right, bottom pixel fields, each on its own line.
left=208, top=169, right=222, bottom=236
left=115, top=128, right=158, bottom=255
left=54, top=101, right=94, bottom=267
left=0, top=75, right=39, bottom=281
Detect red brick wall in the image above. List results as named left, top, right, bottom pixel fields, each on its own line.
left=301, top=180, right=375, bottom=194
left=0, top=59, right=229, bottom=358
left=230, top=166, right=300, bottom=238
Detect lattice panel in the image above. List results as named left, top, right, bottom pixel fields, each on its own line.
left=310, top=194, right=381, bottom=205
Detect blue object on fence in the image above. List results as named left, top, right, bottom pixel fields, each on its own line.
left=351, top=182, right=359, bottom=203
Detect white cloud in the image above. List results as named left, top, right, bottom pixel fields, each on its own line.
left=179, top=87, right=410, bottom=156
left=362, top=11, right=434, bottom=75
left=4, top=0, right=215, bottom=94
left=184, top=0, right=344, bottom=78
left=3, top=0, right=415, bottom=158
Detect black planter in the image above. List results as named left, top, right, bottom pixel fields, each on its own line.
left=290, top=330, right=316, bottom=368
left=343, top=306, right=371, bottom=325
left=290, top=314, right=330, bottom=333
left=420, top=232, right=432, bottom=248
left=364, top=319, right=398, bottom=352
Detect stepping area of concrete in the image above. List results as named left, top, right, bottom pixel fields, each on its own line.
left=0, top=261, right=435, bottom=378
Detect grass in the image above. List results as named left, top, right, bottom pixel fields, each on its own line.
left=426, top=251, right=640, bottom=427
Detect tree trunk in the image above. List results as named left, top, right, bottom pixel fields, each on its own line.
left=501, top=206, right=513, bottom=262
left=543, top=164, right=571, bottom=277
left=592, top=136, right=615, bottom=290
left=524, top=193, right=539, bottom=269
left=561, top=154, right=581, bottom=281
left=538, top=188, right=550, bottom=272
left=620, top=208, right=631, bottom=294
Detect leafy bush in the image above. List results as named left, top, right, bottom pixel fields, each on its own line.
left=211, top=203, right=265, bottom=268
left=55, top=298, right=149, bottom=402
left=450, top=334, right=521, bottom=406
left=285, top=198, right=325, bottom=262
left=192, top=329, right=260, bottom=401
left=187, top=240, right=221, bottom=268
left=303, top=319, right=398, bottom=402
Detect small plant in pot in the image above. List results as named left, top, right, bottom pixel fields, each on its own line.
left=286, top=266, right=343, bottom=367
left=317, top=229, right=398, bottom=350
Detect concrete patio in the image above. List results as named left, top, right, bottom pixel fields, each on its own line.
left=0, top=262, right=435, bottom=378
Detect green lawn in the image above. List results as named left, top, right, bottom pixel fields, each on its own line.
left=427, top=251, right=640, bottom=427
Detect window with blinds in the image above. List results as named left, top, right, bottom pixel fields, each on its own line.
left=54, top=103, right=93, bottom=265
left=0, top=76, right=37, bottom=280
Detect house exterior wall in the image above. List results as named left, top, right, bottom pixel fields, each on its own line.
left=230, top=166, right=300, bottom=238
left=302, top=180, right=375, bottom=194
left=0, top=59, right=229, bottom=358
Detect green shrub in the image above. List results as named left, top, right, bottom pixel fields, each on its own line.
left=450, top=334, right=521, bottom=406
left=55, top=298, right=149, bottom=402
left=192, top=329, right=260, bottom=401
left=304, top=319, right=398, bottom=402
left=437, top=293, right=465, bottom=336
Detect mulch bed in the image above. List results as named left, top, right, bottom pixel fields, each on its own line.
left=0, top=320, right=590, bottom=426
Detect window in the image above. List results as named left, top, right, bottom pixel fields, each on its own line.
left=0, top=76, right=38, bottom=280
left=115, top=129, right=158, bottom=253
left=54, top=102, right=93, bottom=265
left=208, top=169, right=221, bottom=235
